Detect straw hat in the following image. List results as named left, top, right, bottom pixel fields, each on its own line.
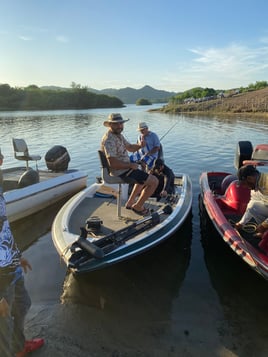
left=103, top=113, right=129, bottom=127
left=137, top=122, right=148, bottom=131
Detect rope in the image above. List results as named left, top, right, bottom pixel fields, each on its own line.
left=229, top=219, right=258, bottom=234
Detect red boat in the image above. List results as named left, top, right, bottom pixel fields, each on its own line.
left=199, top=141, right=268, bottom=280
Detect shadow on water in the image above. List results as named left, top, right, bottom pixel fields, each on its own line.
left=61, top=212, right=193, bottom=314
left=199, top=195, right=268, bottom=356
left=9, top=198, right=72, bottom=304
left=17, top=212, right=193, bottom=357
left=10, top=196, right=75, bottom=252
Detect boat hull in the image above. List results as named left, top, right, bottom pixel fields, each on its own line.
left=200, top=171, right=268, bottom=280
left=4, top=168, right=87, bottom=222
left=52, top=174, right=192, bottom=273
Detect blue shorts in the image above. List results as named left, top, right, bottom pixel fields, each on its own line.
left=120, top=169, right=149, bottom=184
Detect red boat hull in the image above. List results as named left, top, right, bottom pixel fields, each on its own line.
left=200, top=171, right=268, bottom=280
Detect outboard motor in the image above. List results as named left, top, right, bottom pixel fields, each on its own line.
left=45, top=145, right=70, bottom=172
left=234, top=141, right=253, bottom=169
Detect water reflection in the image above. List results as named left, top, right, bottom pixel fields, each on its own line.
left=199, top=201, right=268, bottom=355
left=10, top=197, right=72, bottom=252
left=61, top=214, right=193, bottom=318
left=2, top=107, right=268, bottom=354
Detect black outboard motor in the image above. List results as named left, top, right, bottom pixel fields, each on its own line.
left=234, top=141, right=253, bottom=169
left=45, top=145, right=70, bottom=172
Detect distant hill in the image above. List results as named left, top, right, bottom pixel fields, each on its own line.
left=89, top=85, right=176, bottom=104
left=41, top=85, right=177, bottom=104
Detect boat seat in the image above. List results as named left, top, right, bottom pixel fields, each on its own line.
left=18, top=168, right=40, bottom=188
left=12, top=138, right=41, bottom=170
left=221, top=174, right=237, bottom=194
left=217, top=180, right=250, bottom=215
left=98, top=150, right=134, bottom=217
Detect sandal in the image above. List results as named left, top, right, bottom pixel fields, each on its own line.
left=125, top=206, right=132, bottom=210
left=131, top=207, right=150, bottom=216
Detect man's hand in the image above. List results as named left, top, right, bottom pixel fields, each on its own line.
left=129, top=162, right=139, bottom=170
left=256, top=224, right=268, bottom=234
left=139, top=137, right=146, bottom=148
left=254, top=223, right=268, bottom=238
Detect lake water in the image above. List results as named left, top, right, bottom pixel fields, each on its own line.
left=1, top=105, right=268, bottom=356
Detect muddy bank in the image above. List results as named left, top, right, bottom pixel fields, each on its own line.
left=21, top=228, right=268, bottom=357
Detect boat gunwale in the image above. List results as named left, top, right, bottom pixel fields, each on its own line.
left=4, top=170, right=87, bottom=204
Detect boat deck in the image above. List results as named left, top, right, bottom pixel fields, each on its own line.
left=68, top=177, right=183, bottom=238
left=69, top=196, right=169, bottom=237
left=2, top=168, right=72, bottom=191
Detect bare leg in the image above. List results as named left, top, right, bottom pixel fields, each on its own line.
left=132, top=175, right=158, bottom=211
left=125, top=183, right=144, bottom=207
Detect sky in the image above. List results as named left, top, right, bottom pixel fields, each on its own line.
left=1, top=0, right=268, bottom=93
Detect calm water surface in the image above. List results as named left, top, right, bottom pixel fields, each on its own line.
left=1, top=105, right=268, bottom=356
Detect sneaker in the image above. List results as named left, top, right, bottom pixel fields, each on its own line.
left=16, top=338, right=44, bottom=357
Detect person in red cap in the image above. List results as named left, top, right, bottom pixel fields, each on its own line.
left=0, top=151, right=44, bottom=357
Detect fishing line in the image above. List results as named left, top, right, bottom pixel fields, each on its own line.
left=159, top=122, right=178, bottom=142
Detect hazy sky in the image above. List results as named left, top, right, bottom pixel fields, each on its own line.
left=1, top=0, right=268, bottom=92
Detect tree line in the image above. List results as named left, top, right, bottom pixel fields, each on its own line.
left=0, top=83, right=124, bottom=111
left=169, top=81, right=268, bottom=104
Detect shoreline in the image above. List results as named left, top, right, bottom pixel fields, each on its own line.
left=149, top=87, right=268, bottom=119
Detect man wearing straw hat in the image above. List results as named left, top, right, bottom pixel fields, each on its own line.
left=101, top=113, right=158, bottom=216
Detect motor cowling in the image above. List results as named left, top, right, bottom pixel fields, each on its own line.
left=45, top=145, right=70, bottom=172
left=234, top=141, right=253, bottom=169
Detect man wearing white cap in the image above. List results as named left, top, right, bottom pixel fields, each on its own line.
left=130, top=122, right=161, bottom=170
left=101, top=113, right=158, bottom=216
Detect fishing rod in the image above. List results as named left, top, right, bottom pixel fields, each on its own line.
left=159, top=122, right=178, bottom=142
left=70, top=204, right=173, bottom=261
